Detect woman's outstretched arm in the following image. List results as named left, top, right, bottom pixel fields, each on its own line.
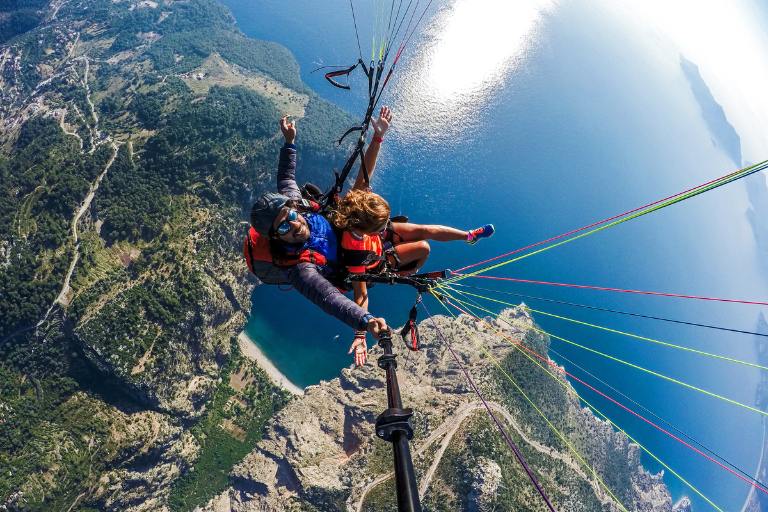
left=353, top=106, right=392, bottom=190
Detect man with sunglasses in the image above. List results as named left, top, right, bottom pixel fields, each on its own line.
left=249, top=112, right=392, bottom=363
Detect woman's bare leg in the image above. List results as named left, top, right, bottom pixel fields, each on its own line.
left=389, top=222, right=467, bottom=243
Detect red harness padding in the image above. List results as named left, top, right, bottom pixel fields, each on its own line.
left=243, top=227, right=295, bottom=285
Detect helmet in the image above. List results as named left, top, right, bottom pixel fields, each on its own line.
left=250, top=192, right=290, bottom=235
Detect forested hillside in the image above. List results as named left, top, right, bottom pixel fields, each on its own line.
left=0, top=0, right=351, bottom=509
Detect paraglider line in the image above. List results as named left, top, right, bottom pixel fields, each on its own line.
left=451, top=274, right=768, bottom=307
left=446, top=282, right=768, bottom=338
left=349, top=0, right=363, bottom=60
left=440, top=291, right=758, bottom=503
left=443, top=286, right=768, bottom=371
left=454, top=160, right=768, bottom=274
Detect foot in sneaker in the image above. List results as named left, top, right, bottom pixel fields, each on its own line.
left=467, top=224, right=495, bottom=245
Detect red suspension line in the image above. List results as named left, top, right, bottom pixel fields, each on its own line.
left=451, top=273, right=768, bottom=307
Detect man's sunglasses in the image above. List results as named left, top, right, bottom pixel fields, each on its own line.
left=276, top=209, right=298, bottom=236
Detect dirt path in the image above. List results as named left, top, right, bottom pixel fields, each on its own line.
left=57, top=141, right=119, bottom=302
left=37, top=141, right=119, bottom=326
left=57, top=108, right=83, bottom=149
left=351, top=400, right=614, bottom=512
left=47, top=0, right=68, bottom=21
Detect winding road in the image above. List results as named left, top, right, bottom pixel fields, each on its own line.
left=35, top=53, right=121, bottom=328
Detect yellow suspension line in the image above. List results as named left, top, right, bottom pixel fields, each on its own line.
left=433, top=289, right=724, bottom=511
left=371, top=0, right=379, bottom=61
left=447, top=159, right=768, bottom=285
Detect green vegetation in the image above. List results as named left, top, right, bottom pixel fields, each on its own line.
left=0, top=331, right=115, bottom=510
left=148, top=29, right=305, bottom=91
left=492, top=330, right=635, bottom=507
left=371, top=412, right=604, bottom=512
left=495, top=330, right=571, bottom=447
left=96, top=84, right=279, bottom=244
left=0, top=116, right=112, bottom=338
left=0, top=0, right=356, bottom=508
left=168, top=341, right=291, bottom=511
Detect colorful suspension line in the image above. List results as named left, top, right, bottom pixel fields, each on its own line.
left=447, top=282, right=768, bottom=338
left=450, top=274, right=768, bottom=307
left=442, top=288, right=768, bottom=494
left=349, top=0, right=363, bottom=60
left=435, top=292, right=727, bottom=510
left=454, top=160, right=763, bottom=273
left=428, top=299, right=630, bottom=512
left=385, top=0, right=416, bottom=53
left=546, top=344, right=768, bottom=491
left=444, top=286, right=768, bottom=371
left=448, top=159, right=768, bottom=282
left=438, top=287, right=768, bottom=418
left=421, top=301, right=557, bottom=512
left=376, top=0, right=435, bottom=101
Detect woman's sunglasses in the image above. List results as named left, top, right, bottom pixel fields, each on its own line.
left=276, top=209, right=299, bottom=236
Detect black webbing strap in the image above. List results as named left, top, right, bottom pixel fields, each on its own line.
left=325, top=60, right=386, bottom=205
left=343, top=248, right=385, bottom=267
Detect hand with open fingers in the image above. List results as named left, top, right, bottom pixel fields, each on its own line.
left=366, top=317, right=388, bottom=339
left=280, top=115, right=297, bottom=144
left=371, top=106, right=392, bottom=139
left=348, top=335, right=368, bottom=366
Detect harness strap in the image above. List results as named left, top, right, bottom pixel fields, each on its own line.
left=384, top=246, right=401, bottom=271
left=400, top=295, right=422, bottom=351
left=324, top=61, right=383, bottom=205
left=344, top=248, right=385, bottom=267
left=336, top=126, right=364, bottom=145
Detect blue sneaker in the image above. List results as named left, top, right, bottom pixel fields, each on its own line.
left=467, top=224, right=495, bottom=245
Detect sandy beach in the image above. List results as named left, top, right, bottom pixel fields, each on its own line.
left=238, top=332, right=304, bottom=396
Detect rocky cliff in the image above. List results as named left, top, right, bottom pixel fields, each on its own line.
left=202, top=308, right=686, bottom=512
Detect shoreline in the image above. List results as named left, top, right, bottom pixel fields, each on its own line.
left=238, top=332, right=304, bottom=396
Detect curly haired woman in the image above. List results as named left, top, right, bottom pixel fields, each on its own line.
left=330, top=188, right=494, bottom=365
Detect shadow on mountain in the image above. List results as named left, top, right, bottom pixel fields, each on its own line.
left=680, top=55, right=742, bottom=166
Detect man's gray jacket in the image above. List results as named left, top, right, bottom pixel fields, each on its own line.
left=275, top=143, right=372, bottom=331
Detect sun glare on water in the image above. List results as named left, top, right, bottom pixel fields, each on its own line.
left=394, top=0, right=556, bottom=141
left=427, top=0, right=555, bottom=98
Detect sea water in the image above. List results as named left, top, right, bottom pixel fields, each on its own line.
left=226, top=0, right=767, bottom=508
